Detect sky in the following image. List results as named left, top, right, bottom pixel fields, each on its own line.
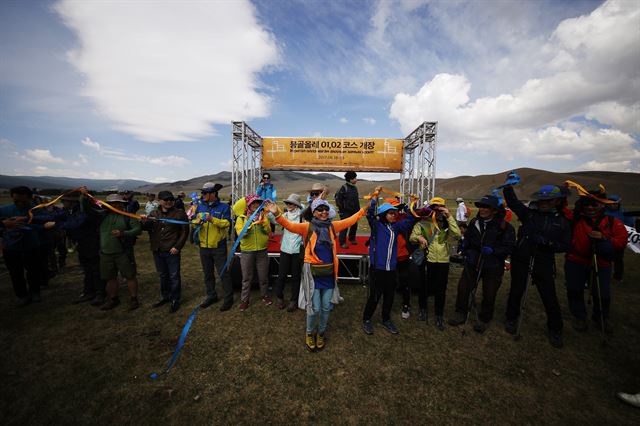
left=0, top=0, right=638, bottom=183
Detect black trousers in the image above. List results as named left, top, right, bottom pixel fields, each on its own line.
left=3, top=248, right=44, bottom=298
left=79, top=250, right=105, bottom=297
left=397, top=259, right=411, bottom=307
left=420, top=262, right=450, bottom=316
left=363, top=269, right=397, bottom=322
left=275, top=251, right=302, bottom=301
left=338, top=212, right=358, bottom=244
left=506, top=255, right=563, bottom=332
left=612, top=248, right=624, bottom=280
left=454, top=266, right=503, bottom=323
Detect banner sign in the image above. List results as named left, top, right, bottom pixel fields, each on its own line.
left=625, top=225, right=640, bottom=254
left=261, top=137, right=404, bottom=172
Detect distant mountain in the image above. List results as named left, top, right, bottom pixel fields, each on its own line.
left=137, top=168, right=640, bottom=205
left=0, top=175, right=150, bottom=192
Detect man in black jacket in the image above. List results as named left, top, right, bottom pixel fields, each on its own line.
left=141, top=191, right=189, bottom=313
left=502, top=184, right=571, bottom=348
left=449, top=195, right=516, bottom=333
left=335, top=171, right=360, bottom=248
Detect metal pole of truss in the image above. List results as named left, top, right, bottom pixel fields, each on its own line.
left=402, top=121, right=437, bottom=204
left=231, top=121, right=263, bottom=205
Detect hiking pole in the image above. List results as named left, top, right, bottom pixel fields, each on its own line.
left=514, top=254, right=535, bottom=341
left=462, top=256, right=484, bottom=336
left=591, top=251, right=607, bottom=347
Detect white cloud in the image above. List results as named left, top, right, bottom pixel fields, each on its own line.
left=579, top=160, right=633, bottom=172
left=150, top=177, right=170, bottom=183
left=23, top=149, right=65, bottom=164
left=389, top=0, right=640, bottom=173
left=88, top=171, right=118, bottom=179
left=339, top=117, right=348, bottom=124
left=55, top=0, right=279, bottom=142
left=31, top=166, right=83, bottom=178
left=363, top=117, right=376, bottom=125
left=0, top=138, right=16, bottom=149
left=79, top=137, right=190, bottom=167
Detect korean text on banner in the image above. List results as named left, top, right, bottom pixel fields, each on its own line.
left=261, top=137, right=404, bottom=172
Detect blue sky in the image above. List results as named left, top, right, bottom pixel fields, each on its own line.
left=1, top=0, right=638, bottom=183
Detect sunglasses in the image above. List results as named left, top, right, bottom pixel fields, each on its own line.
left=314, top=206, right=330, bottom=212
left=263, top=176, right=270, bottom=180
left=310, top=192, right=321, bottom=197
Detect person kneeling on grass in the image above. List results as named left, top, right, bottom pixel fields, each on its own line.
left=362, top=188, right=429, bottom=335
left=236, top=194, right=273, bottom=311
left=267, top=198, right=366, bottom=352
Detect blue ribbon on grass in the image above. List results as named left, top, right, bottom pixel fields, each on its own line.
left=149, top=200, right=269, bottom=380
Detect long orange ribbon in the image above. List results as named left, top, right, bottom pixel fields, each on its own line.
left=564, top=180, right=615, bottom=204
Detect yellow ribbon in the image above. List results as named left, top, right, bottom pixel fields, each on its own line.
left=564, top=180, right=615, bottom=204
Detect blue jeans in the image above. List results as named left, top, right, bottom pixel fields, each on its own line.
left=153, top=251, right=182, bottom=302
left=306, top=288, right=334, bottom=333
left=564, top=260, right=611, bottom=320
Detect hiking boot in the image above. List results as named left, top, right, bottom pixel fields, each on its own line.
left=262, top=295, right=273, bottom=306
left=276, top=298, right=285, bottom=310
left=17, top=296, right=32, bottom=307
left=340, top=243, right=348, bottom=249
left=101, top=297, right=120, bottom=311
left=305, top=332, right=316, bottom=352
left=448, top=312, right=466, bottom=326
left=316, top=333, right=326, bottom=351
left=473, top=321, right=488, bottom=334
left=152, top=298, right=170, bottom=308
left=239, top=301, right=249, bottom=312
left=349, top=239, right=358, bottom=245
left=505, top=320, right=517, bottom=335
left=617, top=392, right=640, bottom=408
left=199, top=296, right=219, bottom=309
left=418, top=308, right=427, bottom=322
left=286, top=301, right=297, bottom=312
left=548, top=330, right=563, bottom=348
left=128, top=297, right=140, bottom=311
left=572, top=318, right=588, bottom=332
left=362, top=320, right=374, bottom=335
left=219, top=301, right=233, bottom=312
left=90, top=294, right=106, bottom=306
left=401, top=305, right=410, bottom=320
left=592, top=317, right=614, bottom=335
left=170, top=300, right=180, bottom=313
left=72, top=293, right=95, bottom=304
left=30, top=293, right=41, bottom=303
left=435, top=316, right=445, bottom=331
left=382, top=320, right=399, bottom=334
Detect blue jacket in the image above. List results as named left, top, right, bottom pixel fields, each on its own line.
left=367, top=200, right=418, bottom=271
left=257, top=183, right=277, bottom=201
left=0, top=203, right=46, bottom=251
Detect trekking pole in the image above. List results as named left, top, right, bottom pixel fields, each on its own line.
left=462, top=256, right=484, bottom=336
left=514, top=254, right=535, bottom=341
left=591, top=251, right=607, bottom=347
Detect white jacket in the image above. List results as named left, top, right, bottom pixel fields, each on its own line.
left=456, top=202, right=467, bottom=222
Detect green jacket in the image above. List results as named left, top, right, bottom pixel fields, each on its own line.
left=235, top=214, right=271, bottom=252
left=99, top=213, right=142, bottom=254
left=410, top=214, right=460, bottom=263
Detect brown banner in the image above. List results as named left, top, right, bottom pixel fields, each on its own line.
left=261, top=137, right=404, bottom=172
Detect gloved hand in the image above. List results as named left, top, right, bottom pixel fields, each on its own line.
left=481, top=246, right=494, bottom=256
left=504, top=170, right=521, bottom=186
left=530, top=234, right=547, bottom=246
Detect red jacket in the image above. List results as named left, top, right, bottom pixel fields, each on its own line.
left=566, top=213, right=627, bottom=267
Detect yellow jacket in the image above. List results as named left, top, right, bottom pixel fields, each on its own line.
left=235, top=214, right=271, bottom=252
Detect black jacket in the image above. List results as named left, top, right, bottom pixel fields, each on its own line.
left=335, top=183, right=360, bottom=213
left=463, top=215, right=516, bottom=270
left=503, top=186, right=571, bottom=261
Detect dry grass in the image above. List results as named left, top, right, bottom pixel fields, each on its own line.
left=1, top=232, right=639, bottom=425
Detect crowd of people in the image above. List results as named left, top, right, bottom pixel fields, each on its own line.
left=0, top=171, right=635, bottom=357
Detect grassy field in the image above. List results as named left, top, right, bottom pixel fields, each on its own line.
left=1, top=200, right=640, bottom=424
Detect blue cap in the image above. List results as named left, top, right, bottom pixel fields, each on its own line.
left=377, top=203, right=399, bottom=215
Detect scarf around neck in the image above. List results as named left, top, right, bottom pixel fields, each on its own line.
left=311, top=218, right=333, bottom=248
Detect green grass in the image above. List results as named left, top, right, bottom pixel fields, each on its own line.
left=1, top=231, right=640, bottom=425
